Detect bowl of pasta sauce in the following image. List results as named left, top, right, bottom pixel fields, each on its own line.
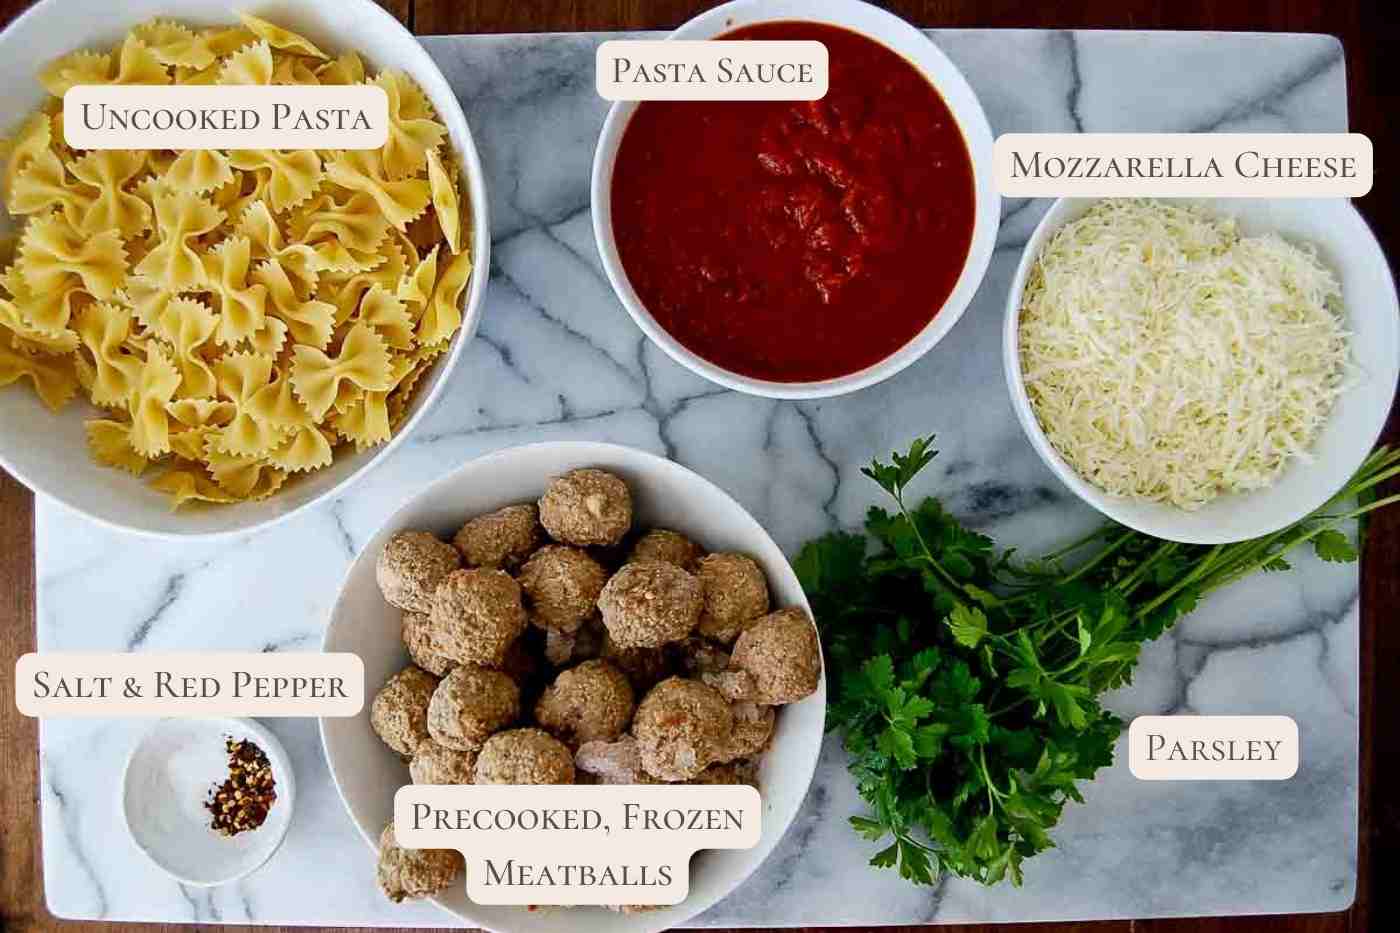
left=592, top=0, right=998, bottom=398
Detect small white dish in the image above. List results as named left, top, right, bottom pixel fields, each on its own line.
left=590, top=0, right=999, bottom=399
left=0, top=0, right=490, bottom=539
left=122, top=717, right=295, bottom=887
left=1004, top=197, right=1400, bottom=544
left=319, top=441, right=826, bottom=933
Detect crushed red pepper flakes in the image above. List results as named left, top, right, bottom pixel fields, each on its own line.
left=205, top=737, right=277, bottom=836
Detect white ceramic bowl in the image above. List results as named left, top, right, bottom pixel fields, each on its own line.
left=1004, top=197, right=1400, bottom=544
left=122, top=717, right=295, bottom=886
left=0, top=0, right=490, bottom=538
left=319, top=441, right=826, bottom=933
left=590, top=0, right=998, bottom=399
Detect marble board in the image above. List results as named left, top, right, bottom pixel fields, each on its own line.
left=37, top=28, right=1355, bottom=926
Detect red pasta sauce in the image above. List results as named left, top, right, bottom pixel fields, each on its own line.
left=610, top=21, right=976, bottom=383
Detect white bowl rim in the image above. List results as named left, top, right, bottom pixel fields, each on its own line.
left=120, top=716, right=297, bottom=888
left=590, top=0, right=1000, bottom=400
left=1003, top=195, right=1400, bottom=545
left=0, top=0, right=492, bottom=541
left=317, top=439, right=828, bottom=932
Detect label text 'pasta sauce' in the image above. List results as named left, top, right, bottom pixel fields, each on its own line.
left=610, top=21, right=976, bottom=383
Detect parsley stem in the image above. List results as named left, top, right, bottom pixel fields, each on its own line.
left=1057, top=528, right=1138, bottom=586
left=1134, top=543, right=1226, bottom=620
left=1114, top=541, right=1180, bottom=596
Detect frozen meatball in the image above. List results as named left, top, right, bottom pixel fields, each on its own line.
left=452, top=503, right=542, bottom=570
left=677, top=637, right=730, bottom=676
left=597, top=560, right=702, bottom=648
left=730, top=608, right=821, bottom=704
left=575, top=735, right=641, bottom=784
left=518, top=545, right=609, bottom=634
left=689, top=759, right=759, bottom=788
left=718, top=701, right=775, bottom=761
left=377, top=822, right=463, bottom=902
left=632, top=677, right=732, bottom=781
left=377, top=531, right=460, bottom=613
left=538, top=468, right=632, bottom=547
left=402, top=611, right=454, bottom=677
left=627, top=529, right=703, bottom=570
left=410, top=742, right=478, bottom=785
left=370, top=665, right=438, bottom=758
left=429, top=569, right=527, bottom=668
left=427, top=664, right=520, bottom=751
left=535, top=660, right=635, bottom=745
left=473, top=728, right=575, bottom=785
left=602, top=631, right=673, bottom=693
left=695, top=553, right=769, bottom=644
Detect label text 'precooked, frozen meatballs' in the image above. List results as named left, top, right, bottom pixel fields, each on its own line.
left=394, top=784, right=761, bottom=905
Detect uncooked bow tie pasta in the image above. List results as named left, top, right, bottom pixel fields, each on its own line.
left=0, top=13, right=472, bottom=508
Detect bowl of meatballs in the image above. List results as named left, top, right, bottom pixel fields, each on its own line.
left=319, top=441, right=825, bottom=932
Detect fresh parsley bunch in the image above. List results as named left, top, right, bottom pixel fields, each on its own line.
left=796, top=437, right=1400, bottom=888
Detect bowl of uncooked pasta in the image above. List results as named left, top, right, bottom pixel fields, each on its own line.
left=0, top=0, right=489, bottom=537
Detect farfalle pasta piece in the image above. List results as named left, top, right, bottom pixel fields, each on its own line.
left=290, top=321, right=392, bottom=419
left=165, top=150, right=234, bottom=194
left=397, top=245, right=438, bottom=309
left=200, top=25, right=258, bottom=57
left=149, top=463, right=238, bottom=507
left=238, top=202, right=319, bottom=292
left=0, top=296, right=78, bottom=355
left=320, top=239, right=409, bottom=325
left=253, top=258, right=335, bottom=350
left=19, top=213, right=127, bottom=300
left=331, top=353, right=420, bottom=449
left=2, top=263, right=85, bottom=337
left=419, top=247, right=472, bottom=346
left=227, top=149, right=321, bottom=213
left=85, top=419, right=149, bottom=475
left=238, top=13, right=328, bottom=60
left=272, top=54, right=321, bottom=86
left=374, top=71, right=448, bottom=179
left=37, top=50, right=110, bottom=96
left=211, top=351, right=287, bottom=456
left=8, top=149, right=92, bottom=226
left=168, top=396, right=235, bottom=429
left=203, top=442, right=287, bottom=498
left=136, top=191, right=223, bottom=291
left=355, top=284, right=414, bottom=350
left=218, top=39, right=274, bottom=85
left=68, top=150, right=151, bottom=237
left=158, top=297, right=219, bottom=398
left=110, top=36, right=172, bottom=85
left=324, top=150, right=429, bottom=230
left=2, top=113, right=53, bottom=202
left=132, top=20, right=217, bottom=69
left=316, top=51, right=364, bottom=85
left=0, top=341, right=78, bottom=410
left=425, top=149, right=462, bottom=254
left=288, top=190, right=389, bottom=271
left=127, top=343, right=181, bottom=456
left=74, top=302, right=141, bottom=406
left=202, top=235, right=269, bottom=346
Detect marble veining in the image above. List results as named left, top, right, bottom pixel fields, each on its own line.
left=37, top=29, right=1353, bottom=926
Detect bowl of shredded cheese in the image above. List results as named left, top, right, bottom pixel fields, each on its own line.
left=1004, top=197, right=1398, bottom=544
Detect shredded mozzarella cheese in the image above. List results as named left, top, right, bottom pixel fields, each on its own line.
left=1018, top=199, right=1350, bottom=511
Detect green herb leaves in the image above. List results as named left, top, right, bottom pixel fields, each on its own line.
left=802, top=436, right=1399, bottom=890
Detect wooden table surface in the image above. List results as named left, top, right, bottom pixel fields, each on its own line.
left=0, top=1, right=1394, bottom=932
